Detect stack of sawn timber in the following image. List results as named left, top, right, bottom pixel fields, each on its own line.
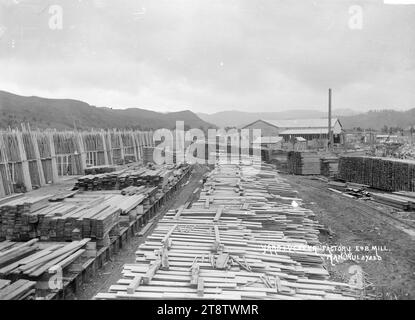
left=95, top=161, right=361, bottom=300
left=0, top=192, right=145, bottom=243
left=75, top=164, right=189, bottom=192
left=0, top=195, right=51, bottom=240
left=320, top=157, right=339, bottom=178
left=0, top=279, right=36, bottom=300
left=84, top=165, right=117, bottom=175
left=288, top=152, right=321, bottom=175
left=0, top=238, right=94, bottom=299
left=339, top=156, right=415, bottom=192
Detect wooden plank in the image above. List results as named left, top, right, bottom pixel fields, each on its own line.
left=213, top=205, right=224, bottom=222
left=127, top=276, right=142, bottom=294
left=15, top=131, right=32, bottom=191
left=142, top=259, right=161, bottom=284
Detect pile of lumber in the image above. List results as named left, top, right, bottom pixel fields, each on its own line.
left=84, top=165, right=118, bottom=175
left=320, top=157, right=339, bottom=178
left=0, top=239, right=93, bottom=276
left=75, top=164, right=189, bottom=192
left=339, top=156, right=415, bottom=191
left=370, top=192, right=415, bottom=211
left=288, top=152, right=321, bottom=175
left=327, top=181, right=371, bottom=199
left=34, top=194, right=141, bottom=242
left=0, top=279, right=36, bottom=300
left=270, top=150, right=289, bottom=172
left=95, top=160, right=361, bottom=300
left=327, top=180, right=415, bottom=210
left=0, top=195, right=51, bottom=240
left=0, top=192, right=145, bottom=242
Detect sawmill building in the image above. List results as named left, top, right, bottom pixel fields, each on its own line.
left=242, top=118, right=344, bottom=144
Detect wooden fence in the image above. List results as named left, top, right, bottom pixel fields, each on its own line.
left=0, top=127, right=154, bottom=197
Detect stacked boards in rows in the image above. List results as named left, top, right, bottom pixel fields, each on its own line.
left=0, top=279, right=36, bottom=300
left=0, top=191, right=147, bottom=244
left=287, top=152, right=321, bottom=175
left=75, top=164, right=189, bottom=192
left=338, top=156, right=415, bottom=191
left=0, top=239, right=95, bottom=299
left=320, top=156, right=339, bottom=178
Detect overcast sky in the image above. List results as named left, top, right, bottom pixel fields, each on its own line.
left=0, top=0, right=414, bottom=113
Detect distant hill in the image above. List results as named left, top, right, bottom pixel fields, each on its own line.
left=339, top=109, right=415, bottom=130
left=198, top=109, right=358, bottom=128
left=0, top=91, right=214, bottom=131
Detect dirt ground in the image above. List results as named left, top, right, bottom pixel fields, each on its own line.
left=74, top=164, right=209, bottom=300
left=284, top=174, right=415, bottom=300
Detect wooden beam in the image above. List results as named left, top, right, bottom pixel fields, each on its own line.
left=118, top=132, right=125, bottom=164
left=29, top=131, right=46, bottom=186
left=131, top=132, right=139, bottom=162
left=101, top=131, right=109, bottom=165
left=15, top=131, right=32, bottom=191
left=197, top=278, right=204, bottom=297
left=162, top=224, right=177, bottom=244
left=48, top=132, right=59, bottom=183
left=214, top=225, right=220, bottom=245
left=142, top=259, right=161, bottom=284
left=127, top=276, right=142, bottom=294
left=174, top=206, right=184, bottom=219
left=190, top=264, right=199, bottom=287
left=107, top=131, right=113, bottom=165
left=213, top=205, right=224, bottom=222
left=0, top=168, right=5, bottom=197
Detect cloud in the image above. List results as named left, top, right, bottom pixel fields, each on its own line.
left=0, top=0, right=414, bottom=113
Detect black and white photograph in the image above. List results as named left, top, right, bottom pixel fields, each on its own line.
left=0, top=0, right=414, bottom=308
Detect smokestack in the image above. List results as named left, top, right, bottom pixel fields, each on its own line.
left=328, top=88, right=332, bottom=149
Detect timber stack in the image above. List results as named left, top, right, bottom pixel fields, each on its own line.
left=0, top=191, right=146, bottom=244
left=0, top=238, right=95, bottom=299
left=75, top=164, right=189, bottom=192
left=320, top=156, right=339, bottom=178
left=287, top=152, right=321, bottom=175
left=339, top=156, right=415, bottom=191
left=0, top=279, right=37, bottom=300
left=84, top=165, right=118, bottom=175
left=95, top=157, right=361, bottom=300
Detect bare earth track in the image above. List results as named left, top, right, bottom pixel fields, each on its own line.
left=284, top=174, right=415, bottom=299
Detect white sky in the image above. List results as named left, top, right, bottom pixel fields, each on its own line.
left=0, top=0, right=414, bottom=113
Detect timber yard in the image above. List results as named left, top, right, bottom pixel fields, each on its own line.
left=0, top=0, right=414, bottom=305
left=0, top=122, right=414, bottom=300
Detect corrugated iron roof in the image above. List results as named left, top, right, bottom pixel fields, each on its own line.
left=263, top=118, right=339, bottom=128
left=279, top=128, right=329, bottom=135
left=253, top=136, right=283, bottom=144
